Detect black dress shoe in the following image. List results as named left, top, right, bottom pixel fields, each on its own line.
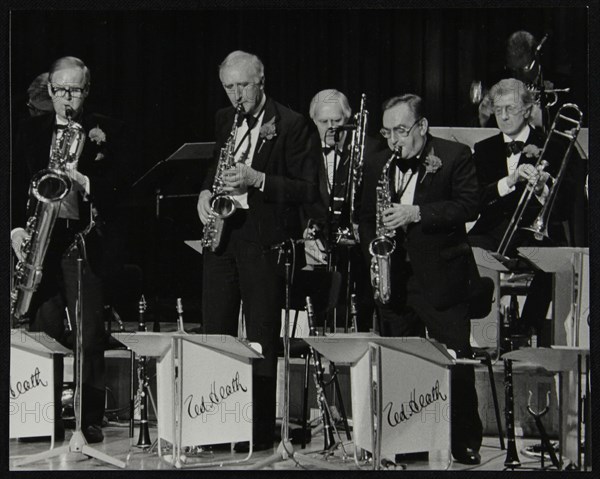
left=83, top=425, right=104, bottom=444
left=452, top=447, right=481, bottom=465
left=234, top=441, right=274, bottom=453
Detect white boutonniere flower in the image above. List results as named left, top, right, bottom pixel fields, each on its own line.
left=522, top=144, right=541, bottom=159
left=259, top=117, right=277, bottom=141
left=420, top=148, right=443, bottom=183
left=89, top=125, right=106, bottom=145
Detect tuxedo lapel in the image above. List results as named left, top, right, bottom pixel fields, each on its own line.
left=318, top=152, right=329, bottom=206
left=413, top=136, right=433, bottom=205
left=251, top=97, right=278, bottom=172
left=489, top=133, right=510, bottom=177
left=333, top=141, right=351, bottom=198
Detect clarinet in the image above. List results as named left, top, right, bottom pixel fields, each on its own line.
left=349, top=294, right=358, bottom=333
left=306, top=296, right=336, bottom=449
left=136, top=296, right=152, bottom=448
left=503, top=358, right=521, bottom=468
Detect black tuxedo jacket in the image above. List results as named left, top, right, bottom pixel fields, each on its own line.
left=201, top=97, right=319, bottom=246
left=469, top=127, right=571, bottom=249
left=359, top=134, right=480, bottom=310
left=12, top=111, right=131, bottom=279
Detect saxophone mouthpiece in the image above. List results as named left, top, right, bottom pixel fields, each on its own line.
left=65, top=106, right=74, bottom=121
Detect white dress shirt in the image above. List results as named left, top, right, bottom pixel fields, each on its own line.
left=231, top=95, right=267, bottom=209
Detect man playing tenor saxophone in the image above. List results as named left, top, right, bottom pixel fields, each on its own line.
left=11, top=56, right=131, bottom=444
left=359, top=94, right=483, bottom=465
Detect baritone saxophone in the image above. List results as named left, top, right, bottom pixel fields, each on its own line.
left=11, top=106, right=86, bottom=323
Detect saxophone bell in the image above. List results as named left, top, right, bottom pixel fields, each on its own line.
left=209, top=193, right=237, bottom=218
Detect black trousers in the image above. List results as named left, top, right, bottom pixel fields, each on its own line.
left=27, top=221, right=107, bottom=428
left=376, top=256, right=483, bottom=454
left=202, top=211, right=284, bottom=443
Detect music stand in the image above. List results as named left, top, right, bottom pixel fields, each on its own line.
left=15, top=251, right=126, bottom=468
left=503, top=346, right=590, bottom=469
left=306, top=336, right=454, bottom=470
left=517, top=247, right=589, bottom=348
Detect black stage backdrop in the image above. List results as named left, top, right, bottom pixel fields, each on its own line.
left=9, top=6, right=589, bottom=322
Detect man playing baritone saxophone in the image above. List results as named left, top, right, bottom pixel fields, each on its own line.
left=358, top=94, right=483, bottom=464
left=196, top=50, right=320, bottom=452
left=11, top=56, right=131, bottom=444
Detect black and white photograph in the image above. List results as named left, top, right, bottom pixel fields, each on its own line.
left=3, top=0, right=595, bottom=473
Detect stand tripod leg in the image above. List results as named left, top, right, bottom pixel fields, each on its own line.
left=301, top=353, right=310, bottom=449
left=330, top=363, right=352, bottom=440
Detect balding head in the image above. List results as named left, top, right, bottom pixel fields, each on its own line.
left=309, top=89, right=352, bottom=146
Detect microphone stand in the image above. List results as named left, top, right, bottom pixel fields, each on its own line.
left=325, top=128, right=345, bottom=334
left=249, top=240, right=341, bottom=471
left=15, top=233, right=126, bottom=468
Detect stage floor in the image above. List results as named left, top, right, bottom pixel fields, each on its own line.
left=9, top=425, right=569, bottom=471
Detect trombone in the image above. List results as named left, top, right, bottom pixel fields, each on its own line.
left=496, top=103, right=583, bottom=257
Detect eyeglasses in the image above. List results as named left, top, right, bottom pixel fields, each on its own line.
left=380, top=118, right=422, bottom=139
left=493, top=105, right=523, bottom=117
left=49, top=84, right=87, bottom=99
left=222, top=82, right=260, bottom=92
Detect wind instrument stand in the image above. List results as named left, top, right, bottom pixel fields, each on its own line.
left=15, top=234, right=126, bottom=468
left=249, top=240, right=346, bottom=470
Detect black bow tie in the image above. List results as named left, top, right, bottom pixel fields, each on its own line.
left=237, top=113, right=259, bottom=130
left=505, top=140, right=525, bottom=156
left=55, top=124, right=67, bottom=130
left=322, top=145, right=341, bottom=156
left=397, top=156, right=420, bottom=174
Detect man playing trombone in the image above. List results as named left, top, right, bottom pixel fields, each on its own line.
left=303, top=89, right=383, bottom=332
left=469, top=78, right=577, bottom=344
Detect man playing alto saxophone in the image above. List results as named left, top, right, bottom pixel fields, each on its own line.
left=359, top=94, right=483, bottom=465
left=11, top=56, right=131, bottom=444
left=196, top=50, right=319, bottom=452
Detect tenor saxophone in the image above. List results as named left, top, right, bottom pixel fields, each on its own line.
left=369, top=147, right=401, bottom=304
left=200, top=103, right=243, bottom=252
left=11, top=107, right=86, bottom=323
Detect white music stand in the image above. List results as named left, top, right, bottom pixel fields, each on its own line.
left=113, top=332, right=262, bottom=468
left=503, top=346, right=590, bottom=469
left=471, top=247, right=510, bottom=353
left=517, top=247, right=589, bottom=347
left=10, top=330, right=70, bottom=456
left=306, top=334, right=454, bottom=470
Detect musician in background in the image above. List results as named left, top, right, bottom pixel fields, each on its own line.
left=477, top=30, right=560, bottom=128
left=11, top=56, right=130, bottom=443
left=469, top=78, right=575, bottom=344
left=359, top=94, right=483, bottom=465
left=26, top=72, right=54, bottom=117
left=197, top=50, right=319, bottom=452
left=304, top=89, right=380, bottom=332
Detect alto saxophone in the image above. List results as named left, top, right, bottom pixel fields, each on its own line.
left=200, top=103, right=243, bottom=252
left=369, top=147, right=401, bottom=304
left=11, top=106, right=86, bottom=323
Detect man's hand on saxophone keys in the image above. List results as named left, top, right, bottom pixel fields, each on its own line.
left=11, top=228, right=30, bottom=262
left=221, top=163, right=265, bottom=191
left=197, top=190, right=214, bottom=225
left=382, top=203, right=421, bottom=229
